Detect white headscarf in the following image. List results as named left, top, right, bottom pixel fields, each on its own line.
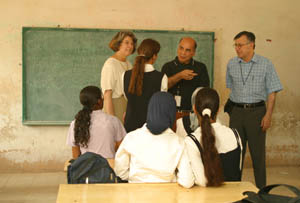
left=189, top=87, right=203, bottom=131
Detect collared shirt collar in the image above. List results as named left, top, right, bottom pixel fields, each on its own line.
left=144, top=64, right=155, bottom=72
left=238, top=53, right=258, bottom=64
left=174, top=56, right=195, bottom=66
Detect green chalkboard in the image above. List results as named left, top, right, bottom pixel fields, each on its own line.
left=22, top=27, right=214, bottom=125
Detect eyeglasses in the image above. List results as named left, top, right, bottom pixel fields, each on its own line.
left=233, top=42, right=250, bottom=48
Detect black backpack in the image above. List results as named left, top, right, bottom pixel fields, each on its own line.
left=234, top=184, right=300, bottom=203
left=219, top=128, right=242, bottom=181
left=67, top=152, right=119, bottom=184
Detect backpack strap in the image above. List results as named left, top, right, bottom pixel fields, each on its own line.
left=259, top=184, right=300, bottom=197
left=183, top=116, right=193, bottom=134
left=231, top=128, right=240, bottom=148
left=187, top=134, right=204, bottom=163
left=242, top=184, right=300, bottom=203
left=231, top=128, right=242, bottom=170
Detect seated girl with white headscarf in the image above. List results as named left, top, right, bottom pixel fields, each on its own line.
left=176, top=87, right=202, bottom=137
left=176, top=87, right=222, bottom=138
left=114, top=92, right=194, bottom=188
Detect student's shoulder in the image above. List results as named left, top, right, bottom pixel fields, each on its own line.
left=213, top=123, right=238, bottom=151
left=213, top=122, right=235, bottom=140
left=149, top=69, right=164, bottom=76
left=176, top=117, right=183, bottom=125
left=122, top=127, right=147, bottom=143
left=106, top=113, right=123, bottom=125
left=160, top=128, right=182, bottom=141
left=95, top=110, right=122, bottom=124
left=168, top=130, right=186, bottom=149
left=184, top=127, right=200, bottom=142
left=184, top=131, right=201, bottom=153
left=69, top=120, right=75, bottom=128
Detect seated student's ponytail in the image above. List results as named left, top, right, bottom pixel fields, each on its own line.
left=74, top=86, right=101, bottom=148
left=195, top=88, right=223, bottom=186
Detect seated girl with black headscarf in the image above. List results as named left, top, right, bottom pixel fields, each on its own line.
left=114, top=92, right=194, bottom=188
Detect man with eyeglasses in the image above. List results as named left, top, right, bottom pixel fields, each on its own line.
left=225, top=31, right=282, bottom=189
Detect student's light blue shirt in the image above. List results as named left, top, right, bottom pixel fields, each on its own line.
left=226, top=54, right=282, bottom=103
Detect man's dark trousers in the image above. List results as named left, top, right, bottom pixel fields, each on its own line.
left=229, top=105, right=266, bottom=189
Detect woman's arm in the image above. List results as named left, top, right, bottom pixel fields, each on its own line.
left=103, top=90, right=115, bottom=116
left=176, top=118, right=187, bottom=138
left=177, top=148, right=195, bottom=188
left=115, top=140, right=122, bottom=152
left=161, top=74, right=168, bottom=92
left=72, top=146, right=81, bottom=159
left=184, top=137, right=207, bottom=186
left=114, top=140, right=130, bottom=181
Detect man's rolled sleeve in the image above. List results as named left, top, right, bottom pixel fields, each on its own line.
left=265, top=61, right=283, bottom=94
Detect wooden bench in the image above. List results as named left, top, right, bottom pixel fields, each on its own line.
left=56, top=181, right=257, bottom=203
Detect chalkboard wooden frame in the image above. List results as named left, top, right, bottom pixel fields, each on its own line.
left=22, top=27, right=214, bottom=125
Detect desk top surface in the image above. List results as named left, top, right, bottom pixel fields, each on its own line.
left=56, top=181, right=257, bottom=203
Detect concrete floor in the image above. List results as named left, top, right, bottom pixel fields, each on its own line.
left=0, top=167, right=299, bottom=203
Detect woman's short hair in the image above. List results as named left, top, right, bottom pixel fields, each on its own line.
left=109, top=31, right=137, bottom=53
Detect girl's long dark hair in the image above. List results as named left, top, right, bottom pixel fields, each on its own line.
left=195, top=87, right=224, bottom=186
left=74, top=86, right=102, bottom=148
left=128, top=38, right=160, bottom=96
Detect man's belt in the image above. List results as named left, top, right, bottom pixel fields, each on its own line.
left=232, top=101, right=265, bottom=109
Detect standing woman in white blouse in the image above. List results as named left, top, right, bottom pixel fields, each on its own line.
left=101, top=31, right=137, bottom=122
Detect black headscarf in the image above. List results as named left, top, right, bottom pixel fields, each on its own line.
left=146, top=92, right=176, bottom=135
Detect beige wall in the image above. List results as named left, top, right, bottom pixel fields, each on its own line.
left=0, top=0, right=299, bottom=172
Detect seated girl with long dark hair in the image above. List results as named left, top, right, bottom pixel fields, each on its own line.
left=185, top=87, right=242, bottom=186
left=66, top=86, right=126, bottom=159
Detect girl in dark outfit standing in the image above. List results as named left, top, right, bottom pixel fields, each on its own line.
left=123, top=39, right=168, bottom=133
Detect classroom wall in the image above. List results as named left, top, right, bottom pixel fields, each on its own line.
left=0, top=0, right=299, bottom=172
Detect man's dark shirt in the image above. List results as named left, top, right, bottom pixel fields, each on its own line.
left=161, top=57, right=210, bottom=110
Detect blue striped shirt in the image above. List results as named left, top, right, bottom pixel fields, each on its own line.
left=226, top=54, right=282, bottom=103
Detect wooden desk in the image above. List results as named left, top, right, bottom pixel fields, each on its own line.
left=64, top=159, right=115, bottom=172
left=56, top=182, right=257, bottom=203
